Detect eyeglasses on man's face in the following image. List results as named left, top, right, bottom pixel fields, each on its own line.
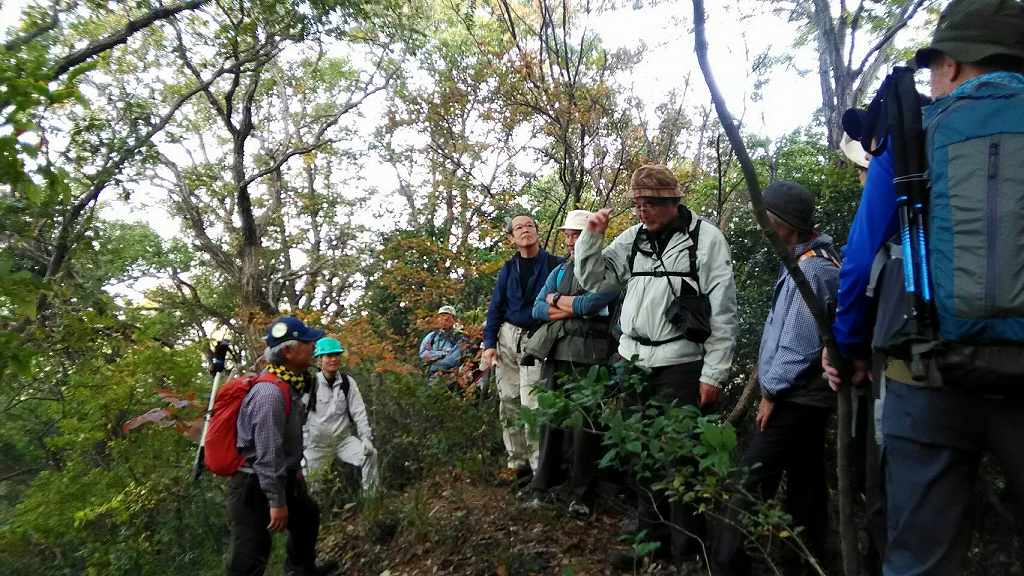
left=631, top=199, right=675, bottom=212
left=511, top=222, right=537, bottom=233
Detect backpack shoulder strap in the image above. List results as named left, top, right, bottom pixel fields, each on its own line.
left=252, top=373, right=292, bottom=417
left=688, top=219, right=702, bottom=288
left=798, top=247, right=841, bottom=269
left=628, top=228, right=643, bottom=275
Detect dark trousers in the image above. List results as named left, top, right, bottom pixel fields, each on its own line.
left=857, top=385, right=886, bottom=576
left=225, top=471, right=320, bottom=576
left=713, top=400, right=831, bottom=575
left=531, top=360, right=602, bottom=504
left=632, top=361, right=705, bottom=560
left=882, top=379, right=1024, bottom=576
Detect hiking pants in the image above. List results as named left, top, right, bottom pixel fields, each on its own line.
left=883, top=379, right=1024, bottom=576
left=496, top=322, right=542, bottom=471
left=225, top=471, right=319, bottom=576
left=531, top=360, right=602, bottom=505
left=712, top=400, right=831, bottom=575
left=304, top=435, right=380, bottom=494
left=633, top=361, right=706, bottom=560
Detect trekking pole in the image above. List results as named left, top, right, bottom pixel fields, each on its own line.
left=889, top=67, right=935, bottom=374
left=191, top=340, right=230, bottom=482
left=888, top=68, right=922, bottom=331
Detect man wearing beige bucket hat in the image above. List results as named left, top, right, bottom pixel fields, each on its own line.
left=520, top=209, right=619, bottom=516
left=574, top=164, right=738, bottom=565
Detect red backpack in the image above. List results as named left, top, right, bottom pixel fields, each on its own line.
left=204, top=373, right=292, bottom=476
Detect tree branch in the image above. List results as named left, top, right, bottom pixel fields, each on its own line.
left=50, top=0, right=209, bottom=80
left=851, top=0, right=927, bottom=79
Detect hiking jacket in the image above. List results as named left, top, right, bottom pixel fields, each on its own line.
left=483, top=249, right=563, bottom=349
left=524, top=259, right=619, bottom=365
left=759, top=234, right=839, bottom=406
left=304, top=370, right=372, bottom=449
left=236, top=376, right=306, bottom=507
left=531, top=261, right=618, bottom=321
left=419, top=329, right=465, bottom=375
left=832, top=72, right=1024, bottom=358
left=574, top=209, right=738, bottom=386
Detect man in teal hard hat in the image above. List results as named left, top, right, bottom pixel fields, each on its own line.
left=302, top=337, right=379, bottom=495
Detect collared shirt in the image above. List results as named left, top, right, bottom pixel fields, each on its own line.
left=758, top=235, right=839, bottom=399
left=483, top=249, right=563, bottom=349
left=235, top=367, right=306, bottom=507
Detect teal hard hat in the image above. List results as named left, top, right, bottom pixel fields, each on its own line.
left=314, top=337, right=345, bottom=357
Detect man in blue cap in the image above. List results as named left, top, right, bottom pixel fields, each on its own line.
left=228, top=316, right=332, bottom=576
left=303, top=336, right=378, bottom=495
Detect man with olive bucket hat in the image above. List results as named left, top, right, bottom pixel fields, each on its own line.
left=574, top=164, right=738, bottom=566
left=821, top=1, right=1024, bottom=573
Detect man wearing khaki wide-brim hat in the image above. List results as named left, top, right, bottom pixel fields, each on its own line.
left=574, top=164, right=738, bottom=566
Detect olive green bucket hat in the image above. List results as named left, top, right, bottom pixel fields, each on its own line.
left=630, top=164, right=682, bottom=198
left=915, top=0, right=1024, bottom=68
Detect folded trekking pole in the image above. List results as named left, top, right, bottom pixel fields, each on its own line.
left=191, top=340, right=230, bottom=481
left=887, top=66, right=935, bottom=376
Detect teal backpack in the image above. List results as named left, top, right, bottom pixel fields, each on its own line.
left=868, top=72, right=1024, bottom=390
left=924, top=73, right=1024, bottom=344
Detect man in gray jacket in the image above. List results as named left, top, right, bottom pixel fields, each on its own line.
left=712, top=181, right=839, bottom=575
left=575, top=164, right=738, bottom=565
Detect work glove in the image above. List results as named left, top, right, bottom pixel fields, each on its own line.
left=362, top=439, right=376, bottom=456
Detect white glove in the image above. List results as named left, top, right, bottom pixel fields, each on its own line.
left=362, top=439, right=376, bottom=455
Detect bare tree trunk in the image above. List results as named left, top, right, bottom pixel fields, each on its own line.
left=692, top=2, right=858, bottom=575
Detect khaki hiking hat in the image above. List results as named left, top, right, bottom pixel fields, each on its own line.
left=840, top=134, right=870, bottom=169
left=914, top=0, right=1024, bottom=68
left=631, top=164, right=682, bottom=198
left=559, top=209, right=592, bottom=231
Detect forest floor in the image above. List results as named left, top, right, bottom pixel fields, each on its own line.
left=317, top=469, right=710, bottom=576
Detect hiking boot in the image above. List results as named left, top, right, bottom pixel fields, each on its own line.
left=567, top=499, right=591, bottom=518
left=496, top=466, right=532, bottom=486
left=518, top=488, right=554, bottom=509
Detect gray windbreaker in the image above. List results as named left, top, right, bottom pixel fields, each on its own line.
left=574, top=214, right=738, bottom=387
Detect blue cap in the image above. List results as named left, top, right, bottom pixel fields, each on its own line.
left=265, top=316, right=325, bottom=348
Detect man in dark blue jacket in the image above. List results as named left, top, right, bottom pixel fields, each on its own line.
left=482, top=213, right=563, bottom=481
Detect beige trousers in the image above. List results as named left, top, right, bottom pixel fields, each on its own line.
left=496, top=322, right=542, bottom=471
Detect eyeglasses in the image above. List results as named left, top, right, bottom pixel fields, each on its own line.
left=511, top=222, right=537, bottom=233
left=631, top=199, right=675, bottom=212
